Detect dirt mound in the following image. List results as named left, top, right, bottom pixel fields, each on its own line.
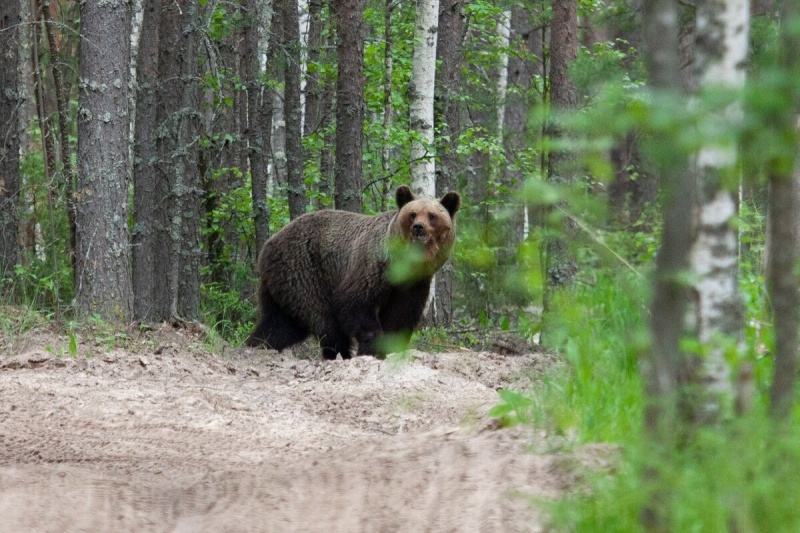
left=0, top=325, right=574, bottom=532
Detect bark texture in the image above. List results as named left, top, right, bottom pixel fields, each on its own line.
left=432, top=0, right=466, bottom=327
left=244, top=0, right=271, bottom=255
left=409, top=0, right=439, bottom=197
left=132, top=0, right=168, bottom=321
left=688, top=0, right=749, bottom=419
left=283, top=0, right=305, bottom=219
left=333, top=0, right=365, bottom=212
left=768, top=2, right=800, bottom=419
left=0, top=0, right=22, bottom=284
left=75, top=0, right=133, bottom=321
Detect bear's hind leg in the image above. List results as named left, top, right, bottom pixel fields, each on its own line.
left=245, top=290, right=309, bottom=349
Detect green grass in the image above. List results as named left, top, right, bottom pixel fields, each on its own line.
left=499, top=267, right=800, bottom=532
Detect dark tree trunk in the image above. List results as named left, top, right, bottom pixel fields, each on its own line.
left=156, top=0, right=201, bottom=321
left=75, top=0, right=133, bottom=321
left=133, top=0, right=168, bottom=321
left=268, top=4, right=286, bottom=189
left=282, top=0, right=305, bottom=219
left=304, top=0, right=324, bottom=138
left=319, top=77, right=336, bottom=204
left=767, top=173, right=799, bottom=418
left=0, top=0, right=22, bottom=286
left=332, top=0, right=365, bottom=213
left=432, top=0, right=466, bottom=326
left=244, top=0, right=271, bottom=255
left=768, top=2, right=800, bottom=419
left=542, top=0, right=579, bottom=345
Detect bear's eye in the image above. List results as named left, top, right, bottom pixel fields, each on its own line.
left=428, top=213, right=438, bottom=222
left=409, top=212, right=417, bottom=220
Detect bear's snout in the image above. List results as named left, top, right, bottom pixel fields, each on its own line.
left=412, top=222, right=425, bottom=236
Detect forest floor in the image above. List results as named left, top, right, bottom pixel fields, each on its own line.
left=0, top=320, right=610, bottom=532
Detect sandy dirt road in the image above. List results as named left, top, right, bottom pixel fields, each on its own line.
left=0, top=325, right=581, bottom=532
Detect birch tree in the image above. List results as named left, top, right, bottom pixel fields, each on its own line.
left=409, top=0, right=439, bottom=198
left=409, top=0, right=439, bottom=321
left=688, top=0, right=749, bottom=420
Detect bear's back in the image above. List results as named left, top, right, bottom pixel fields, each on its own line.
left=257, top=209, right=397, bottom=332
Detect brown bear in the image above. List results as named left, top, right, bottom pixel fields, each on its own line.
left=245, top=185, right=461, bottom=359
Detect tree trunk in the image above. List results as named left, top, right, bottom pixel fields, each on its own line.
left=409, top=0, right=439, bottom=197
left=432, top=0, right=466, bottom=327
left=381, top=0, right=394, bottom=207
left=75, top=0, right=133, bottom=322
left=268, top=5, right=287, bottom=191
left=283, top=0, right=305, bottom=219
left=244, top=0, right=272, bottom=255
left=304, top=0, right=324, bottom=139
left=333, top=0, right=365, bottom=212
left=153, top=0, right=201, bottom=322
left=0, top=0, right=22, bottom=286
left=640, top=0, right=694, bottom=527
left=687, top=0, right=749, bottom=421
left=768, top=2, right=800, bottom=419
left=542, top=0, right=578, bottom=345
left=133, top=0, right=168, bottom=322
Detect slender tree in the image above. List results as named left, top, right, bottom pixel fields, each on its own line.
left=768, top=3, right=800, bottom=419
left=542, top=0, right=578, bottom=344
left=640, top=0, right=694, bottom=526
left=688, top=0, right=749, bottom=420
left=244, top=0, right=272, bottom=254
left=433, top=0, right=466, bottom=326
left=132, top=0, right=168, bottom=321
left=332, top=0, right=365, bottom=212
left=409, top=0, right=439, bottom=197
left=283, top=0, right=305, bottom=219
left=75, top=0, right=133, bottom=321
left=0, top=0, right=22, bottom=285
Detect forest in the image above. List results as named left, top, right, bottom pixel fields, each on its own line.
left=2, top=0, right=800, bottom=530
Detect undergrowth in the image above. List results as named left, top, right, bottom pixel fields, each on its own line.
left=491, top=256, right=800, bottom=531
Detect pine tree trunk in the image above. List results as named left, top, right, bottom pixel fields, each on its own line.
left=0, top=0, right=22, bottom=285
left=542, top=0, right=578, bottom=346
left=283, top=0, right=305, bottom=219
left=432, top=0, right=466, bottom=327
left=157, top=0, right=201, bottom=321
left=768, top=3, right=800, bottom=419
left=133, top=0, right=169, bottom=321
left=75, top=0, right=133, bottom=321
left=333, top=0, right=365, bottom=213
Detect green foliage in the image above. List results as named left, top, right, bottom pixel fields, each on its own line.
left=549, top=413, right=800, bottom=532
left=489, top=388, right=536, bottom=427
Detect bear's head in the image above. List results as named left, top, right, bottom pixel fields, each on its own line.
left=388, top=185, right=461, bottom=279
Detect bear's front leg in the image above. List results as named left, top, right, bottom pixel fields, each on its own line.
left=338, top=305, right=383, bottom=357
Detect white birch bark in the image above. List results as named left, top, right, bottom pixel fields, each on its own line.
left=495, top=10, right=511, bottom=134
left=689, top=0, right=749, bottom=418
left=409, top=0, right=439, bottom=198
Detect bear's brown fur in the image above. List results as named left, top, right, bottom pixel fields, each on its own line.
left=245, top=185, right=461, bottom=359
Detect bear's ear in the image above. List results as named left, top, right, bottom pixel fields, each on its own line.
left=440, top=192, right=461, bottom=218
left=396, top=186, right=414, bottom=209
